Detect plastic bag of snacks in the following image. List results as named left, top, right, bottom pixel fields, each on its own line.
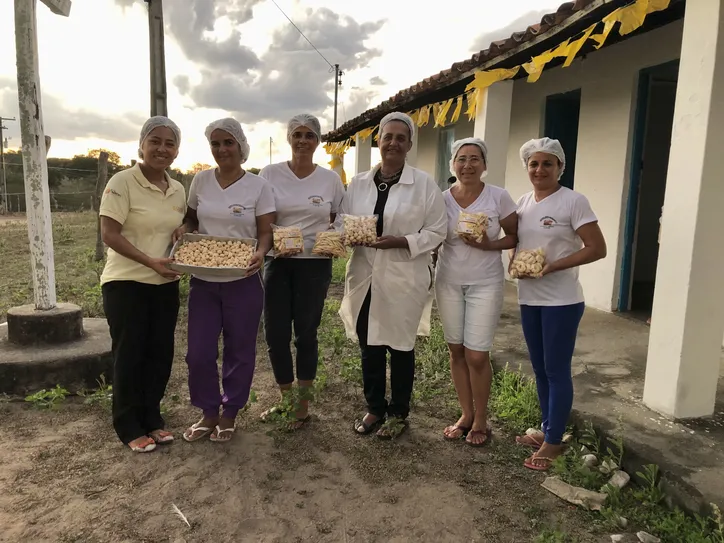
left=509, top=248, right=545, bottom=279
left=174, top=238, right=255, bottom=268
left=272, top=225, right=304, bottom=257
left=342, top=214, right=378, bottom=247
left=312, top=230, right=347, bottom=258
left=455, top=211, right=489, bottom=241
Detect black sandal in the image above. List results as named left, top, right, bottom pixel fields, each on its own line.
left=354, top=415, right=385, bottom=435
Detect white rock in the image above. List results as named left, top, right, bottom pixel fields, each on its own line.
left=610, top=536, right=624, bottom=542
left=637, top=531, right=661, bottom=543
left=582, top=454, right=598, bottom=467
left=608, top=470, right=631, bottom=490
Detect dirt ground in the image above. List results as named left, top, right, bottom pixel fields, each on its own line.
left=0, top=310, right=610, bottom=542
left=0, top=213, right=608, bottom=542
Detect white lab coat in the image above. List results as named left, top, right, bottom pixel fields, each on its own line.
left=338, top=163, right=447, bottom=351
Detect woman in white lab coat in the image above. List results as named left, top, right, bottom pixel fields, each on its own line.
left=339, top=112, right=447, bottom=439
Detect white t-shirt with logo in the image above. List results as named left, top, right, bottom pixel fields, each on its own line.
left=259, top=161, right=345, bottom=258
left=436, top=184, right=517, bottom=287
left=516, top=186, right=598, bottom=306
left=187, top=168, right=276, bottom=282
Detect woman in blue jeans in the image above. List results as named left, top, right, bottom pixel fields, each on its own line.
left=511, top=137, right=606, bottom=471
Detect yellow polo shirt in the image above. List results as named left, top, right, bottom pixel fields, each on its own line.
left=99, top=164, right=186, bottom=286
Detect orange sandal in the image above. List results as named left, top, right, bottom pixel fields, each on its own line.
left=129, top=436, right=156, bottom=453
left=149, top=430, right=174, bottom=444
left=524, top=454, right=555, bottom=471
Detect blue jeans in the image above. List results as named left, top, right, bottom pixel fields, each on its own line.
left=520, top=303, right=585, bottom=445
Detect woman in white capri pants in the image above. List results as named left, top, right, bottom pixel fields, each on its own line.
left=435, top=137, right=518, bottom=446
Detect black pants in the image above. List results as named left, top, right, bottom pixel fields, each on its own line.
left=356, top=289, right=415, bottom=419
left=102, top=280, right=180, bottom=444
left=263, top=257, right=332, bottom=385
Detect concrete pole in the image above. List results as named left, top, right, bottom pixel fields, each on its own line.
left=146, top=0, right=168, bottom=117
left=643, top=0, right=724, bottom=418
left=14, top=0, right=57, bottom=310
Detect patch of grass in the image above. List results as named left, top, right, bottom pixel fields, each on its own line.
left=548, top=423, right=724, bottom=543
left=0, top=212, right=101, bottom=319
left=80, top=374, right=113, bottom=411
left=331, top=256, right=347, bottom=284
left=25, top=385, right=69, bottom=409
left=489, top=362, right=541, bottom=434
left=535, top=526, right=574, bottom=543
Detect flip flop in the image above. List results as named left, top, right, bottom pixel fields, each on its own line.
left=182, top=422, right=214, bottom=443
left=210, top=425, right=235, bottom=442
left=524, top=455, right=555, bottom=471
left=466, top=428, right=492, bottom=448
left=288, top=415, right=311, bottom=431
left=354, top=415, right=385, bottom=435
left=516, top=431, right=544, bottom=450
left=443, top=424, right=471, bottom=441
left=129, top=436, right=156, bottom=453
left=149, top=430, right=174, bottom=444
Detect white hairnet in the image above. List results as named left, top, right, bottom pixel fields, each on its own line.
left=520, top=137, right=566, bottom=179
left=449, top=137, right=489, bottom=177
left=205, top=117, right=251, bottom=164
left=287, top=113, right=321, bottom=143
left=379, top=111, right=415, bottom=141
left=138, top=116, right=181, bottom=159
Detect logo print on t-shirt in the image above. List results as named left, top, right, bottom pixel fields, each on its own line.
left=308, top=195, right=324, bottom=207
left=540, top=216, right=558, bottom=229
left=229, top=204, right=247, bottom=217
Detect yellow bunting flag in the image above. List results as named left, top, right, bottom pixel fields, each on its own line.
left=355, top=126, right=375, bottom=142
left=523, top=39, right=572, bottom=83
left=417, top=104, right=432, bottom=127
left=463, top=66, right=521, bottom=119
left=408, top=109, right=420, bottom=126
left=450, top=96, right=464, bottom=124
left=434, top=98, right=454, bottom=127
left=563, top=24, right=597, bottom=67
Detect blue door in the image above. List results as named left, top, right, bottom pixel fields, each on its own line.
left=544, top=89, right=581, bottom=190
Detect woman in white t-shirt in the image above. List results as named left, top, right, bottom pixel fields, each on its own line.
left=176, top=118, right=276, bottom=444
left=435, top=138, right=518, bottom=447
left=512, top=138, right=606, bottom=471
left=259, top=114, right=345, bottom=430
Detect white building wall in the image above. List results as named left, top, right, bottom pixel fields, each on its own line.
left=504, top=21, right=684, bottom=311
left=415, top=117, right=474, bottom=182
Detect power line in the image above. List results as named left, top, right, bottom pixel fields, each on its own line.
left=3, top=162, right=104, bottom=173
left=269, top=0, right=333, bottom=69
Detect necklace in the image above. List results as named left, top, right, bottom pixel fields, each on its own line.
left=376, top=167, right=402, bottom=192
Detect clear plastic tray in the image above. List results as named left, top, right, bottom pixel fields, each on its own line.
left=169, top=233, right=257, bottom=277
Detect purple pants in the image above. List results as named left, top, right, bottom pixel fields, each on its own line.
left=186, top=274, right=264, bottom=419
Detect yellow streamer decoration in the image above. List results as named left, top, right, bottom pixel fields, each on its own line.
left=523, top=39, right=572, bottom=83
left=450, top=96, right=464, bottom=124
left=408, top=109, right=420, bottom=126
left=434, top=98, right=454, bottom=127
left=355, top=126, right=375, bottom=142
left=417, top=104, right=432, bottom=127
left=563, top=24, right=597, bottom=67
left=463, top=66, right=521, bottom=119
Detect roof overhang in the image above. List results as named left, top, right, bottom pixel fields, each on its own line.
left=323, top=0, right=685, bottom=143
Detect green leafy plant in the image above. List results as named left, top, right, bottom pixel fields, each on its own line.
left=25, top=385, right=70, bottom=409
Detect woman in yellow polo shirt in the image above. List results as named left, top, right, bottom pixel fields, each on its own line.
left=99, top=116, right=186, bottom=453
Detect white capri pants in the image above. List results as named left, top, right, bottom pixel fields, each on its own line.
left=434, top=280, right=504, bottom=352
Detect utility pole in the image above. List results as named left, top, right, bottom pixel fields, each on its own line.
left=145, top=0, right=167, bottom=117
left=333, top=64, right=343, bottom=129
left=0, top=116, right=16, bottom=214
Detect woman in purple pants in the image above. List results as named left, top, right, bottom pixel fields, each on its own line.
left=176, top=118, right=276, bottom=443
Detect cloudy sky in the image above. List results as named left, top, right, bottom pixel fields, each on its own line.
left=0, top=0, right=562, bottom=175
